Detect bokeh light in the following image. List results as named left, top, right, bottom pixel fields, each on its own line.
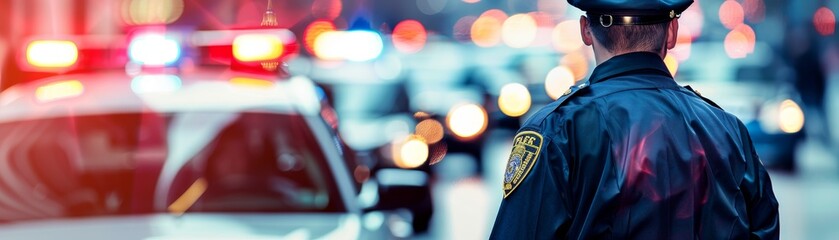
left=545, top=66, right=575, bottom=100
left=343, top=31, right=384, bottom=61
left=313, top=30, right=384, bottom=61
left=353, top=165, right=371, bottom=183
left=481, top=9, right=508, bottom=21
left=529, top=11, right=556, bottom=47
left=453, top=16, right=478, bottom=43
left=414, top=111, right=431, bottom=118
left=471, top=10, right=507, bottom=47
left=670, top=27, right=693, bottom=61
left=719, top=0, right=745, bottom=30
left=462, top=0, right=480, bottom=3
left=733, top=24, right=756, bottom=53
left=681, top=2, right=704, bottom=38
left=552, top=20, right=584, bottom=53
left=529, top=11, right=555, bottom=28
left=393, top=20, right=428, bottom=54
left=724, top=30, right=749, bottom=59
left=778, top=99, right=804, bottom=134
left=416, top=119, right=445, bottom=144
left=395, top=135, right=429, bottom=169
left=446, top=103, right=488, bottom=140
left=305, top=20, right=337, bottom=55
left=664, top=54, right=679, bottom=76
left=814, top=7, right=836, bottom=36
left=501, top=14, right=538, bottom=48
left=311, top=0, right=342, bottom=20
left=537, top=0, right=567, bottom=18
left=471, top=17, right=502, bottom=47
left=26, top=40, right=78, bottom=68
left=560, top=52, right=589, bottom=81
left=742, top=0, right=765, bottom=23
left=128, top=34, right=181, bottom=66
left=498, top=83, right=532, bottom=117
left=232, top=34, right=284, bottom=62
left=121, top=0, right=184, bottom=25
left=313, top=31, right=344, bottom=60
left=428, top=142, right=448, bottom=165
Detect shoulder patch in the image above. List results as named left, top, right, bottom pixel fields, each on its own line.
left=503, top=131, right=543, bottom=198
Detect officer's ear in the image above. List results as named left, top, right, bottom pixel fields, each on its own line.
left=665, top=19, right=679, bottom=50
left=580, top=16, right=594, bottom=46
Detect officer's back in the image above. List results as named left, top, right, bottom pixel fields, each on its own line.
left=490, top=0, right=779, bottom=239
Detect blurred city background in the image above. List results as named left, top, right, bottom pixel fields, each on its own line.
left=0, top=0, right=836, bottom=239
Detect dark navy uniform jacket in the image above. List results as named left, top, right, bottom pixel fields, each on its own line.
left=491, top=52, right=779, bottom=239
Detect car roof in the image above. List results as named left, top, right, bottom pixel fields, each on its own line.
left=0, top=69, right=322, bottom=122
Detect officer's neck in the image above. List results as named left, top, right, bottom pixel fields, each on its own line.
left=591, top=44, right=664, bottom=65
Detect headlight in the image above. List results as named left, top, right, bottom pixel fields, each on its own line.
left=759, top=99, right=804, bottom=134
left=778, top=99, right=804, bottom=133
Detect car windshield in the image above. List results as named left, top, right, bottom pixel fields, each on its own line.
left=0, top=111, right=344, bottom=223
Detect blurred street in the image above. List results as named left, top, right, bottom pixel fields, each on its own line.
left=0, top=0, right=837, bottom=239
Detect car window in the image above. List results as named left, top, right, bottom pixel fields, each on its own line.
left=0, top=111, right=344, bottom=223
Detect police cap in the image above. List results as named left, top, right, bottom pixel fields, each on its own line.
left=567, top=0, right=693, bottom=27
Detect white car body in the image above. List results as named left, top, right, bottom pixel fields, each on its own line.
left=0, top=69, right=393, bottom=239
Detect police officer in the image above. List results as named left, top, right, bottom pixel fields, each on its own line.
left=490, top=0, right=780, bottom=239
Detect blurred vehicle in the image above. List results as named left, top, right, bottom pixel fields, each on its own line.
left=300, top=57, right=435, bottom=233
left=677, top=41, right=806, bottom=171
left=0, top=25, right=417, bottom=239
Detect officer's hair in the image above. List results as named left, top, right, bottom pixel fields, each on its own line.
left=587, top=20, right=670, bottom=54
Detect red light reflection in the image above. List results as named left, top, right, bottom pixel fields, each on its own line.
left=718, top=0, right=744, bottom=30
left=428, top=141, right=448, bottom=165
left=733, top=24, right=756, bottom=53
left=814, top=7, right=836, bottom=36
left=614, top=120, right=710, bottom=213
left=311, top=0, right=342, bottom=20
left=471, top=9, right=507, bottom=47
left=392, top=20, right=428, bottom=54
left=304, top=20, right=336, bottom=55
left=742, top=0, right=765, bottom=23
left=724, top=30, right=749, bottom=59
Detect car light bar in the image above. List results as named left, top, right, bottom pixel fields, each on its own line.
left=26, top=40, right=79, bottom=69
left=232, top=34, right=284, bottom=62
left=128, top=34, right=181, bottom=66
left=313, top=30, right=383, bottom=62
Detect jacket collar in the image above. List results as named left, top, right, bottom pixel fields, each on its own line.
left=588, top=51, right=673, bottom=85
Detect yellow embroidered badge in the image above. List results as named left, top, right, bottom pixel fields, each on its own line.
left=503, top=131, right=543, bottom=198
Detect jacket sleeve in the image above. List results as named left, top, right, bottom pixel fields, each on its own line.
left=489, top=132, right=572, bottom=239
left=738, top=122, right=780, bottom=239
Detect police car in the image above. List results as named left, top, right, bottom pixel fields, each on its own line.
left=0, top=29, right=414, bottom=239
